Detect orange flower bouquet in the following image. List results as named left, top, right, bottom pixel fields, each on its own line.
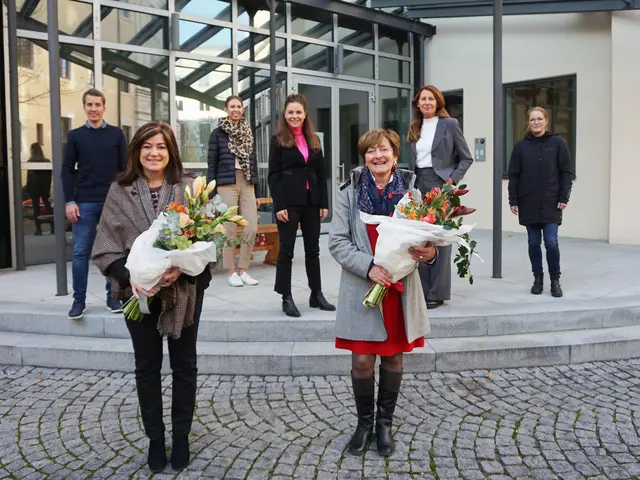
left=361, top=184, right=479, bottom=307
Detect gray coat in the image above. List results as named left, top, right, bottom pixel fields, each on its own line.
left=328, top=167, right=430, bottom=343
left=407, top=117, right=473, bottom=184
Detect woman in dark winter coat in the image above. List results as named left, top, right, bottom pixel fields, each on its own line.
left=508, top=106, right=574, bottom=297
left=207, top=95, right=260, bottom=288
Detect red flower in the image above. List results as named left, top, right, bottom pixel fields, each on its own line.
left=449, top=206, right=476, bottom=217
left=422, top=213, right=436, bottom=224
left=387, top=193, right=392, bottom=199
left=452, top=189, right=469, bottom=196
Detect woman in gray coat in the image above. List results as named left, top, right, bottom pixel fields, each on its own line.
left=407, top=85, right=473, bottom=309
left=329, top=128, right=436, bottom=457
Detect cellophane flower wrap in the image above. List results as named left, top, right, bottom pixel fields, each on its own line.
left=122, top=176, right=248, bottom=320
left=362, top=184, right=480, bottom=307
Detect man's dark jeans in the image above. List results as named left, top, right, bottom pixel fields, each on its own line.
left=72, top=202, right=111, bottom=302
left=526, top=223, right=561, bottom=276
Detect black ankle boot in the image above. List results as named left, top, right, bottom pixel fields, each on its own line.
left=531, top=272, right=543, bottom=295
left=376, top=368, right=402, bottom=457
left=348, top=373, right=375, bottom=456
left=309, top=291, right=336, bottom=311
left=282, top=294, right=301, bottom=317
left=148, top=437, right=167, bottom=473
left=170, top=435, right=190, bottom=470
left=550, top=275, right=563, bottom=298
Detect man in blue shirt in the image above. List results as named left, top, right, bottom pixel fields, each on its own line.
left=62, top=89, right=128, bottom=320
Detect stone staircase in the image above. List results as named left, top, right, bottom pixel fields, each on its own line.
left=1, top=296, right=640, bottom=375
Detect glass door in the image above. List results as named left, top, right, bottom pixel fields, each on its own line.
left=292, top=77, right=374, bottom=229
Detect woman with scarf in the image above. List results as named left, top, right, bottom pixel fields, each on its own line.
left=329, top=128, right=436, bottom=457
left=92, top=121, right=211, bottom=473
left=268, top=93, right=335, bottom=317
left=207, top=95, right=260, bottom=287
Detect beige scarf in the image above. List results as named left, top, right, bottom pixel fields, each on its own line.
left=92, top=176, right=197, bottom=339
left=218, top=116, right=253, bottom=181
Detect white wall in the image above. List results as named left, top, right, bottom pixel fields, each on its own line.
left=423, top=13, right=612, bottom=240
left=609, top=11, right=640, bottom=244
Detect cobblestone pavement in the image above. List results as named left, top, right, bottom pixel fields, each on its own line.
left=2, top=361, right=640, bottom=480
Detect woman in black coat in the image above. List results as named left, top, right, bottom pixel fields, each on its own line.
left=268, top=93, right=335, bottom=317
left=508, top=106, right=574, bottom=298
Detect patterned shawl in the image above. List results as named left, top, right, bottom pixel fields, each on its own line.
left=92, top=176, right=197, bottom=339
left=218, top=116, right=253, bottom=181
left=357, top=167, right=407, bottom=216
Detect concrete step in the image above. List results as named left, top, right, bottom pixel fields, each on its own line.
left=2, top=325, right=640, bottom=375
left=1, top=298, right=639, bottom=342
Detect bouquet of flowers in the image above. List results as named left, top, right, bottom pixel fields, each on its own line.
left=362, top=184, right=479, bottom=307
left=122, top=176, right=247, bottom=320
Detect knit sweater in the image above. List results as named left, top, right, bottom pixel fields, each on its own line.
left=62, top=124, right=127, bottom=204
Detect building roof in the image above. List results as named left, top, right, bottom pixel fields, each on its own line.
left=371, top=0, right=640, bottom=19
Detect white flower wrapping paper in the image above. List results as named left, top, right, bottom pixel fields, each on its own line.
left=359, top=190, right=476, bottom=284
left=125, top=213, right=218, bottom=291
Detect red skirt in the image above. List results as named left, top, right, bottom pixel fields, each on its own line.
left=335, top=224, right=425, bottom=356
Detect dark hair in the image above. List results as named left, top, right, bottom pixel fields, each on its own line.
left=274, top=94, right=322, bottom=152
left=118, top=121, right=183, bottom=186
left=407, top=85, right=450, bottom=142
left=29, top=142, right=46, bottom=161
left=358, top=129, right=401, bottom=160
left=224, top=95, right=243, bottom=108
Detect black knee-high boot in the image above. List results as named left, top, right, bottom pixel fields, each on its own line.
left=376, top=368, right=402, bottom=457
left=348, top=373, right=375, bottom=455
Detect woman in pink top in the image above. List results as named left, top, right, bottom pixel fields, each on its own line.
left=267, top=94, right=335, bottom=317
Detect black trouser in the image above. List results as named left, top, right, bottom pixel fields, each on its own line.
left=125, top=289, right=204, bottom=440
left=274, top=204, right=321, bottom=296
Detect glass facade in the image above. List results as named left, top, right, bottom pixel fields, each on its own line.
left=8, top=0, right=419, bottom=265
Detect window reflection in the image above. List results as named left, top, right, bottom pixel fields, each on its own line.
left=16, top=0, right=93, bottom=39
left=102, top=49, right=169, bottom=129
left=238, top=31, right=286, bottom=66
left=380, top=87, right=410, bottom=166
left=177, top=0, right=231, bottom=22
left=101, top=8, right=168, bottom=49
left=379, top=31, right=409, bottom=56
left=113, top=0, right=168, bottom=8
left=504, top=76, right=576, bottom=175
left=237, top=1, right=285, bottom=30
left=343, top=51, right=374, bottom=79
left=292, top=42, right=333, bottom=72
left=175, top=59, right=230, bottom=163
left=179, top=20, right=232, bottom=58
left=379, top=58, right=409, bottom=83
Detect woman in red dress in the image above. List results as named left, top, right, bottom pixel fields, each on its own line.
left=329, top=128, right=436, bottom=457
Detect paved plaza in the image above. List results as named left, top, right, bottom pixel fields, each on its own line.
left=2, top=361, right=640, bottom=479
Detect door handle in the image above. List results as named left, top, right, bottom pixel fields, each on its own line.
left=337, top=163, right=345, bottom=184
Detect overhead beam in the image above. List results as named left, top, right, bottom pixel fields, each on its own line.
left=405, top=0, right=640, bottom=18
left=288, top=0, right=436, bottom=36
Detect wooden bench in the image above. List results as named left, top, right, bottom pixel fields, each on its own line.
left=232, top=198, right=280, bottom=265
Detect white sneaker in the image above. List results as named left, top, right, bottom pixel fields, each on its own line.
left=239, top=272, right=259, bottom=286
left=227, top=272, right=244, bottom=287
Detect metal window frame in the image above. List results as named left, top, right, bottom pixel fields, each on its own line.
left=7, top=0, right=423, bottom=273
